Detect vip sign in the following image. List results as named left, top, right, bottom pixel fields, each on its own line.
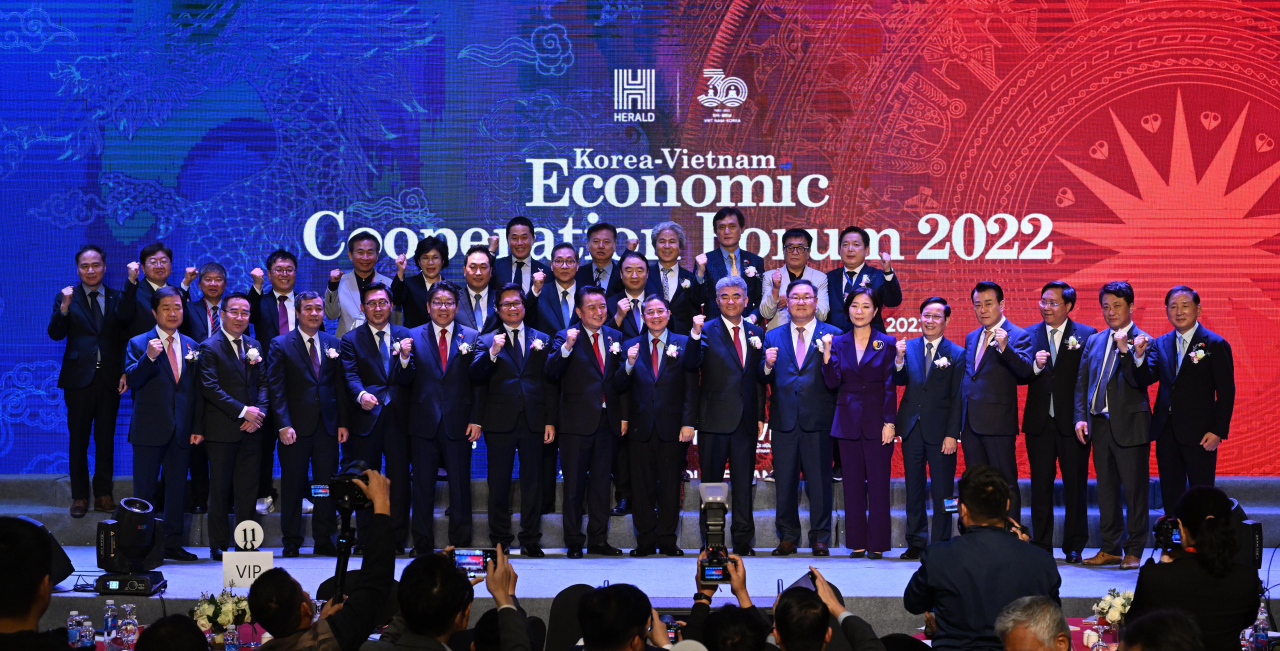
left=699, top=69, right=748, bottom=123
left=223, top=521, right=273, bottom=587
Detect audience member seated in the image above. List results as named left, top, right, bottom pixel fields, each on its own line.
left=993, top=596, right=1070, bottom=651
left=1119, top=610, right=1207, bottom=651
left=250, top=470, right=396, bottom=651
left=702, top=607, right=768, bottom=651
left=1126, top=486, right=1262, bottom=650
left=903, top=466, right=1061, bottom=651
left=680, top=551, right=763, bottom=643
left=578, top=584, right=669, bottom=651
left=543, top=584, right=595, bottom=651
left=135, top=614, right=211, bottom=651
left=0, top=517, right=63, bottom=651
left=771, top=572, right=885, bottom=651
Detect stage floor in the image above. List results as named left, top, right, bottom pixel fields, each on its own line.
left=47, top=545, right=1278, bottom=637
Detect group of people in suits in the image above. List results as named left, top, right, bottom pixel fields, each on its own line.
left=49, top=207, right=1233, bottom=564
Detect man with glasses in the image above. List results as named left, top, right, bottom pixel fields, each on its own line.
left=824, top=226, right=901, bottom=333
left=471, top=283, right=557, bottom=557
left=126, top=242, right=193, bottom=337
left=197, top=292, right=269, bottom=561
left=758, top=229, right=829, bottom=332
left=533, top=242, right=581, bottom=516
left=614, top=295, right=698, bottom=557
left=1021, top=281, right=1096, bottom=563
left=248, top=249, right=301, bottom=515
left=603, top=251, right=651, bottom=516
left=340, top=283, right=413, bottom=552
left=394, top=282, right=483, bottom=554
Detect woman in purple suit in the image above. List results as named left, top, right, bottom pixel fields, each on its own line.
left=820, top=287, right=898, bottom=558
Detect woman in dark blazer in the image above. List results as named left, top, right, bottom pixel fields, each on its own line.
left=391, top=236, right=448, bottom=328
left=820, top=287, right=898, bottom=557
left=1127, top=486, right=1262, bottom=650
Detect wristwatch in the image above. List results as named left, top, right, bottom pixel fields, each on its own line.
left=693, top=593, right=713, bottom=604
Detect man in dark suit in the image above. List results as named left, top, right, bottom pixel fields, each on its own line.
left=248, top=249, right=302, bottom=515
left=1152, top=285, right=1234, bottom=515
left=893, top=296, right=965, bottom=559
left=126, top=242, right=192, bottom=337
left=694, top=208, right=764, bottom=320
left=267, top=291, right=350, bottom=557
left=685, top=275, right=766, bottom=555
left=545, top=285, right=628, bottom=558
left=455, top=246, right=499, bottom=334
left=824, top=226, right=902, bottom=333
left=603, top=250, right=652, bottom=516
left=533, top=242, right=581, bottom=515
left=614, top=294, right=698, bottom=557
left=124, top=286, right=203, bottom=561
left=197, top=292, right=269, bottom=561
left=49, top=245, right=137, bottom=518
left=394, top=282, right=482, bottom=554
left=1021, top=281, right=1098, bottom=563
left=471, top=284, right=557, bottom=557
left=904, top=466, right=1061, bottom=651
left=647, top=221, right=701, bottom=336
left=178, top=261, right=227, bottom=514
left=1073, top=281, right=1157, bottom=569
left=490, top=216, right=551, bottom=298
left=961, top=280, right=1035, bottom=521
left=760, top=280, right=839, bottom=556
left=575, top=222, right=625, bottom=297
left=340, top=282, right=413, bottom=551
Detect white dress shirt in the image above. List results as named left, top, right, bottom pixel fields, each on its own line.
left=626, top=329, right=669, bottom=374
left=1094, top=322, right=1145, bottom=414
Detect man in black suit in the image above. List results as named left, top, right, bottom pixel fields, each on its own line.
left=575, top=222, right=625, bottom=296
left=48, top=245, right=137, bottom=518
left=1073, top=281, right=1157, bottom=569
left=694, top=208, right=764, bottom=320
left=962, top=281, right=1035, bottom=521
left=178, top=261, right=227, bottom=516
left=267, top=291, right=350, bottom=557
left=824, top=225, right=902, bottom=333
left=614, top=294, right=698, bottom=557
left=1152, top=286, right=1235, bottom=515
left=1021, top=281, right=1098, bottom=563
left=603, top=250, right=651, bottom=516
left=124, top=286, right=203, bottom=561
left=544, top=285, right=628, bottom=558
left=904, top=466, right=1061, bottom=651
left=340, top=282, right=413, bottom=551
left=197, top=292, right=269, bottom=560
left=685, top=275, right=766, bottom=555
left=456, top=245, right=499, bottom=334
left=471, top=284, right=557, bottom=557
left=126, top=242, right=192, bottom=337
left=647, top=221, right=700, bottom=335
left=893, top=296, right=965, bottom=559
left=490, top=216, right=551, bottom=298
left=761, top=280, right=839, bottom=557
left=394, top=282, right=482, bottom=554
left=247, top=250, right=302, bottom=514
left=533, top=242, right=581, bottom=514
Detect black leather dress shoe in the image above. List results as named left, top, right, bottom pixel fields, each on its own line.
left=630, top=546, right=656, bottom=557
left=282, top=547, right=300, bottom=558
left=1065, top=550, right=1083, bottom=564
left=899, top=546, right=924, bottom=560
left=208, top=548, right=223, bottom=562
left=866, top=551, right=883, bottom=560
left=733, top=546, right=756, bottom=557
left=313, top=542, right=339, bottom=557
left=610, top=499, right=631, bottom=516
left=660, top=546, right=685, bottom=557
left=521, top=545, right=546, bottom=558
left=849, top=550, right=866, bottom=558
left=812, top=542, right=830, bottom=557
left=772, top=541, right=798, bottom=556
left=166, top=547, right=198, bottom=562
left=588, top=543, right=624, bottom=556
left=567, top=548, right=584, bottom=559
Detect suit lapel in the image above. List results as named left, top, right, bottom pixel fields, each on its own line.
left=220, top=334, right=248, bottom=379
left=74, top=287, right=100, bottom=333
left=292, top=331, right=319, bottom=381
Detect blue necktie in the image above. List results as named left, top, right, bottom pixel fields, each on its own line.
left=561, top=289, right=571, bottom=326
left=1090, top=340, right=1118, bottom=415
left=377, top=330, right=390, bottom=376
left=473, top=293, right=484, bottom=328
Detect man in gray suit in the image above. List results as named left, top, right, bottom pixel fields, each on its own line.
left=1073, top=281, right=1157, bottom=569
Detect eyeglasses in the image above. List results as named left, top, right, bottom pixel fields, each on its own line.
left=270, top=267, right=296, bottom=275
left=1038, top=300, right=1064, bottom=308
left=222, top=309, right=251, bottom=318
left=643, top=309, right=669, bottom=317
left=144, top=258, right=170, bottom=267
left=499, top=300, right=524, bottom=309
left=787, top=295, right=815, bottom=303
left=784, top=246, right=810, bottom=254
left=364, top=300, right=391, bottom=308
left=552, top=259, right=577, bottom=267
left=430, top=300, right=457, bottom=308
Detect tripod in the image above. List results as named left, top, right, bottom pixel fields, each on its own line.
left=333, top=507, right=355, bottom=602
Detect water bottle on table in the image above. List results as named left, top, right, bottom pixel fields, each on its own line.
left=67, top=610, right=81, bottom=646
left=103, top=599, right=119, bottom=638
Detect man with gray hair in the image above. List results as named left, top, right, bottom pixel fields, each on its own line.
left=647, top=221, right=701, bottom=335
left=995, top=596, right=1072, bottom=651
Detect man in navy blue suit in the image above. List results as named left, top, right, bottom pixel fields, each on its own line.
left=686, top=275, right=766, bottom=555
left=1152, top=285, right=1235, bottom=515
left=126, top=242, right=193, bottom=337
left=603, top=250, right=652, bottom=516
left=962, top=281, right=1035, bottom=522
left=647, top=221, right=701, bottom=336
left=49, top=245, right=137, bottom=518
left=760, top=280, right=839, bottom=556
left=824, top=226, right=902, bottom=333
left=471, top=284, right=557, bottom=557
left=893, top=296, right=965, bottom=559
left=455, top=245, right=499, bottom=334
left=267, top=291, right=349, bottom=557
left=545, top=285, right=628, bottom=558
left=124, top=286, right=203, bottom=561
left=533, top=242, right=581, bottom=514
left=694, top=208, right=764, bottom=320
left=490, top=216, right=550, bottom=298
left=248, top=249, right=301, bottom=515
left=1021, top=281, right=1097, bottom=563
left=197, top=292, right=269, bottom=561
left=340, top=282, right=412, bottom=552
left=1073, top=281, right=1157, bottom=570
left=614, top=294, right=699, bottom=557
left=394, top=281, right=482, bottom=554
left=575, top=222, right=625, bottom=297
left=178, top=261, right=227, bottom=516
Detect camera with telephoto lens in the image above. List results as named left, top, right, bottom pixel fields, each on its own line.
left=698, top=483, right=736, bottom=584
left=329, top=460, right=374, bottom=512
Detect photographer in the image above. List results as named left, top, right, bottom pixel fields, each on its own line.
left=680, top=550, right=767, bottom=644
left=903, top=466, right=1060, bottom=651
left=250, top=469, right=395, bottom=651
left=1126, top=486, right=1261, bottom=650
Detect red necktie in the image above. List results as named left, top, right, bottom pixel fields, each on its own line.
left=591, top=332, right=604, bottom=372
left=733, top=326, right=744, bottom=366
left=652, top=337, right=661, bottom=379
left=438, top=327, right=449, bottom=372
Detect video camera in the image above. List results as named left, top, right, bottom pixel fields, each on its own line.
left=312, top=460, right=374, bottom=513
left=698, top=482, right=736, bottom=584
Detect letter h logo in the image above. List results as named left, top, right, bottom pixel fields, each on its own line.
left=614, top=69, right=655, bottom=111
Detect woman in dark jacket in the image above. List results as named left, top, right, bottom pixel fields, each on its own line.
left=820, top=287, right=898, bottom=558
left=391, top=236, right=449, bottom=328
left=1126, top=486, right=1261, bottom=650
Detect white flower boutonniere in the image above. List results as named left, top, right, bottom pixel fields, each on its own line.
left=681, top=278, right=691, bottom=289
left=457, top=342, right=472, bottom=355
left=1067, top=336, right=1081, bottom=350
left=749, top=336, right=762, bottom=349
left=666, top=344, right=680, bottom=358
left=872, top=340, right=884, bottom=351
left=860, top=276, right=870, bottom=287
left=609, top=341, right=622, bottom=355
left=185, top=347, right=200, bottom=361
left=391, top=341, right=402, bottom=354
left=744, top=266, right=758, bottom=278
left=530, top=338, right=545, bottom=351
left=934, top=357, right=951, bottom=369
left=326, top=347, right=340, bottom=359
left=1189, top=343, right=1209, bottom=364
left=246, top=347, right=261, bottom=364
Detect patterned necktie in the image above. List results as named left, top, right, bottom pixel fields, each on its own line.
left=591, top=332, right=604, bottom=372
left=377, top=330, right=390, bottom=376
left=596, top=266, right=606, bottom=286
left=561, top=289, right=571, bottom=325
left=1091, top=338, right=1119, bottom=415
left=308, top=337, right=321, bottom=377
left=438, top=327, right=449, bottom=372
left=733, top=325, right=744, bottom=366
left=661, top=267, right=672, bottom=300
left=510, top=328, right=523, bottom=366
left=514, top=260, right=525, bottom=288
left=925, top=342, right=934, bottom=379
left=277, top=295, right=289, bottom=334
left=652, top=336, right=661, bottom=379
left=166, top=335, right=181, bottom=380
left=209, top=301, right=221, bottom=335
left=88, top=290, right=103, bottom=329
left=795, top=326, right=807, bottom=367
left=728, top=253, right=739, bottom=277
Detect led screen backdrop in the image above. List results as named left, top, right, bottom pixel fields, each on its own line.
left=3, top=0, right=1277, bottom=476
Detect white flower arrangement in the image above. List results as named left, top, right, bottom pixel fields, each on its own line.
left=391, top=340, right=401, bottom=354
left=749, top=336, right=762, bottom=349
left=245, top=347, right=261, bottom=364
left=1066, top=335, right=1081, bottom=350
left=860, top=276, right=870, bottom=286
left=609, top=341, right=622, bottom=354
left=185, top=347, right=200, bottom=361
left=1091, top=588, right=1133, bottom=625
left=1189, top=343, right=1209, bottom=364
left=666, top=344, right=680, bottom=358
left=934, top=357, right=951, bottom=368
left=326, top=347, right=340, bottom=359
left=681, top=278, right=692, bottom=289
left=744, top=266, right=758, bottom=278
left=189, top=589, right=251, bottom=633
left=530, top=338, right=545, bottom=351
left=457, top=342, right=471, bottom=355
